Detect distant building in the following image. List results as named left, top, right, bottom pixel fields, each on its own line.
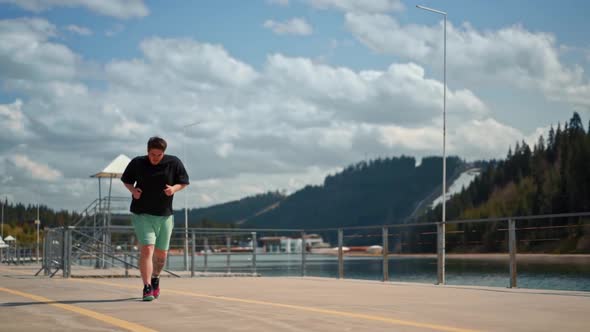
left=259, top=234, right=328, bottom=253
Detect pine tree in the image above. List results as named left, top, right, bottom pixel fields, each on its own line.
left=570, top=112, right=584, bottom=133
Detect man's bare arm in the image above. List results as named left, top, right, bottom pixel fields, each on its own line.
left=163, top=184, right=188, bottom=196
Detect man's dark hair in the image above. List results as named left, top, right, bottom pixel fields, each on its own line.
left=147, top=136, right=167, bottom=151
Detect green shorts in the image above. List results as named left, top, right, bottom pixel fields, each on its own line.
left=131, top=214, right=174, bottom=251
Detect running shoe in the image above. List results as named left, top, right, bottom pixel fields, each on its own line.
left=151, top=276, right=160, bottom=299
left=142, top=284, right=154, bottom=301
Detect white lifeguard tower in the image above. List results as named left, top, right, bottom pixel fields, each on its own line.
left=91, top=153, right=132, bottom=220
left=72, top=154, right=132, bottom=268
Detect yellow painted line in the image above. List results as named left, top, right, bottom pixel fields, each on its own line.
left=0, top=267, right=41, bottom=276
left=74, top=279, right=480, bottom=332
left=0, top=287, right=157, bottom=332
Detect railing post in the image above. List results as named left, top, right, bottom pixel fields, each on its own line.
left=437, top=222, right=445, bottom=285
left=95, top=229, right=100, bottom=269
left=42, top=230, right=48, bottom=275
left=251, top=232, right=257, bottom=275
left=338, top=229, right=344, bottom=279
left=509, top=219, right=517, bottom=288
left=191, top=231, right=195, bottom=278
left=45, top=230, right=51, bottom=275
left=301, top=231, right=306, bottom=277
left=226, top=234, right=231, bottom=274
left=124, top=253, right=129, bottom=278
left=62, top=229, right=67, bottom=277
left=129, top=237, right=135, bottom=267
left=67, top=228, right=72, bottom=277
left=382, top=226, right=389, bottom=281
left=203, top=237, right=209, bottom=272
left=63, top=228, right=71, bottom=278
left=166, top=241, right=170, bottom=270
left=16, top=243, right=20, bottom=264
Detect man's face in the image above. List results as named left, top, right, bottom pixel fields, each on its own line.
left=148, top=148, right=165, bottom=165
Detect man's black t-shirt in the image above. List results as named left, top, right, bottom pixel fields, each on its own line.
left=121, top=155, right=189, bottom=216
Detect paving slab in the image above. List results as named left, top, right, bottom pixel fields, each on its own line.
left=1, top=265, right=589, bottom=332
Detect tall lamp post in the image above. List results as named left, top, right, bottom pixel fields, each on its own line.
left=1, top=197, right=5, bottom=264
left=182, top=121, right=200, bottom=271
left=1, top=196, right=5, bottom=238
left=417, top=4, right=447, bottom=285
left=35, top=204, right=41, bottom=264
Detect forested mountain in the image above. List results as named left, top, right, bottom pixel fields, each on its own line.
left=418, top=112, right=590, bottom=253
left=174, top=191, right=285, bottom=228
left=242, top=156, right=464, bottom=229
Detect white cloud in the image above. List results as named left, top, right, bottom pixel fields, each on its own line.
left=452, top=118, right=524, bottom=159
left=0, top=99, right=26, bottom=135
left=11, top=154, right=62, bottom=181
left=345, top=13, right=590, bottom=110
left=216, top=143, right=234, bottom=158
left=0, top=0, right=149, bottom=19
left=264, top=18, right=313, bottom=36
left=378, top=125, right=441, bottom=151
left=265, top=55, right=486, bottom=124
left=320, top=127, right=355, bottom=149
left=103, top=104, right=149, bottom=138
left=524, top=126, right=552, bottom=149
left=65, top=24, right=92, bottom=36
left=378, top=117, right=527, bottom=160
left=308, top=0, right=404, bottom=13
left=124, top=37, right=258, bottom=87
left=0, top=18, right=79, bottom=82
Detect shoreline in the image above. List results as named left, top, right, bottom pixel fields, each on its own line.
left=343, top=252, right=590, bottom=262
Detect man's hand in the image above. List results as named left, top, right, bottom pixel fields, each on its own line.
left=164, top=185, right=176, bottom=196
left=132, top=188, right=142, bottom=199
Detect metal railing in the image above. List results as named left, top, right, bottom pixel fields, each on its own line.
left=12, top=211, right=590, bottom=290
left=35, top=227, right=183, bottom=278
left=72, top=196, right=131, bottom=227
left=0, top=243, right=38, bottom=265
left=310, top=211, right=590, bottom=287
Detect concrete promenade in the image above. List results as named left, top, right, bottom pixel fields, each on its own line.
left=1, top=265, right=589, bottom=332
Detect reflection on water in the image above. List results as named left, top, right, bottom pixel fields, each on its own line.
left=173, top=254, right=590, bottom=291
left=82, top=253, right=590, bottom=291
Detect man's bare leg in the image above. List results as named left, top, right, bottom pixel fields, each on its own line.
left=152, top=248, right=168, bottom=277
left=140, top=245, right=155, bottom=285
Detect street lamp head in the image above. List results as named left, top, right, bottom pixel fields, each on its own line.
left=416, top=5, right=447, bottom=16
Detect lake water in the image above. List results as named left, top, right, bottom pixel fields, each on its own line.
left=163, top=254, right=590, bottom=292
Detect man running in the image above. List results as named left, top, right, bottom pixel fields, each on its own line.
left=121, top=136, right=189, bottom=301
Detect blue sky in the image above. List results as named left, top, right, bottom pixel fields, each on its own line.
left=5, top=1, right=588, bottom=72
left=1, top=0, right=589, bottom=211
